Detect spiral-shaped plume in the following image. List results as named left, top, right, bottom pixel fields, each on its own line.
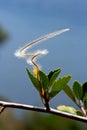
left=14, top=28, right=70, bottom=68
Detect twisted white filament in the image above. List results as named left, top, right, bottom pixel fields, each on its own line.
left=14, top=28, right=70, bottom=68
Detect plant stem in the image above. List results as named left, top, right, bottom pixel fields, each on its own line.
left=78, top=100, right=87, bottom=117
left=44, top=92, right=50, bottom=111
left=0, top=101, right=87, bottom=123
left=45, top=99, right=50, bottom=111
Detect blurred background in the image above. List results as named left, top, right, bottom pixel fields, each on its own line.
left=0, top=0, right=87, bottom=129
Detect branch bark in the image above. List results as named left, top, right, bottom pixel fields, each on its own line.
left=0, top=101, right=87, bottom=123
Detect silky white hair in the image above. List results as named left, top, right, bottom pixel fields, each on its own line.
left=14, top=28, right=70, bottom=68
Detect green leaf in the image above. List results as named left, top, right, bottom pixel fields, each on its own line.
left=63, top=85, right=76, bottom=103
left=26, top=68, right=40, bottom=91
left=48, top=91, right=59, bottom=99
left=76, top=110, right=83, bottom=116
left=49, top=75, right=71, bottom=99
left=48, top=68, right=62, bottom=86
left=38, top=70, right=49, bottom=91
left=72, top=81, right=83, bottom=100
left=84, top=100, right=87, bottom=109
left=57, top=105, right=77, bottom=115
left=82, top=82, right=87, bottom=101
left=57, top=105, right=83, bottom=116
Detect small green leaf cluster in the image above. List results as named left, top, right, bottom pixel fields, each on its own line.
left=73, top=81, right=87, bottom=109
left=26, top=67, right=87, bottom=117
left=26, top=68, right=71, bottom=111
left=57, top=81, right=87, bottom=117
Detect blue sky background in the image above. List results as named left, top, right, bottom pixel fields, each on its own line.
left=0, top=0, right=87, bottom=113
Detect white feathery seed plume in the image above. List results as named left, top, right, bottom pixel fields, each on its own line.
left=14, top=28, right=70, bottom=68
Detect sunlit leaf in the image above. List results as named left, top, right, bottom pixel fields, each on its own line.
left=57, top=105, right=83, bottom=116
left=49, top=75, right=71, bottom=99
left=51, top=75, right=71, bottom=91
left=63, top=85, right=76, bottom=103
left=72, top=81, right=83, bottom=100
left=38, top=70, right=49, bottom=90
left=26, top=68, right=40, bottom=91
left=57, top=105, right=77, bottom=115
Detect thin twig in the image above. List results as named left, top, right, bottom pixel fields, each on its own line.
left=77, top=100, right=87, bottom=117
left=0, top=101, right=87, bottom=123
